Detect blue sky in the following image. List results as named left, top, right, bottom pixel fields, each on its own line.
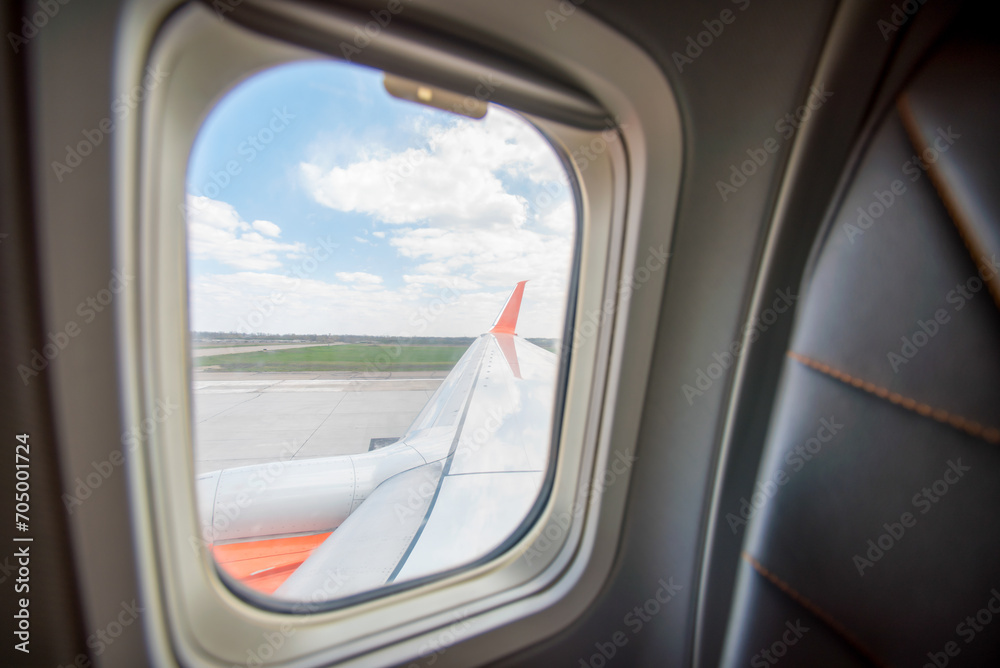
left=186, top=60, right=574, bottom=338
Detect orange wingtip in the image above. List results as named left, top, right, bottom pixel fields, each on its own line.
left=490, top=281, right=527, bottom=335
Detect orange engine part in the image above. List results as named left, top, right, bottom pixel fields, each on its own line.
left=212, top=532, right=331, bottom=595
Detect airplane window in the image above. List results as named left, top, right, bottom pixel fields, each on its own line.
left=185, top=60, right=575, bottom=607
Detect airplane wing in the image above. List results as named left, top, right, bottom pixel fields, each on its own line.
left=195, top=281, right=558, bottom=601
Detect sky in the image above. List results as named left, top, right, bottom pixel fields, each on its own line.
left=186, top=60, right=576, bottom=339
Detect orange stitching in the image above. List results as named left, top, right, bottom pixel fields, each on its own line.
left=896, top=94, right=1000, bottom=313
left=742, top=552, right=889, bottom=668
left=787, top=351, right=1000, bottom=444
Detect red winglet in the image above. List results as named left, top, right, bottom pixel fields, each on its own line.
left=490, top=281, right=527, bottom=335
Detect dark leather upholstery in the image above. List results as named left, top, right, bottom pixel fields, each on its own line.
left=720, top=24, right=1000, bottom=668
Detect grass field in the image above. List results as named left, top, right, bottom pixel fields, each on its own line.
left=192, top=342, right=268, bottom=349
left=195, top=343, right=471, bottom=372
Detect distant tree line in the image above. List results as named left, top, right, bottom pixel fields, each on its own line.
left=191, top=331, right=559, bottom=350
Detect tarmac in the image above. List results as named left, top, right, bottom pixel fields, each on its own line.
left=191, top=342, right=340, bottom=358
left=191, top=370, right=446, bottom=475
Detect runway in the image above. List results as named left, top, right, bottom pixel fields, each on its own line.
left=191, top=371, right=445, bottom=475
left=191, top=342, right=339, bottom=358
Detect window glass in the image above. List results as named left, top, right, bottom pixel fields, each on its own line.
left=187, top=60, right=575, bottom=605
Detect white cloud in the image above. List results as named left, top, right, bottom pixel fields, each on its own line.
left=190, top=272, right=396, bottom=335
left=336, top=271, right=383, bottom=287
left=372, top=230, right=385, bottom=238
left=252, top=219, right=282, bottom=238
left=300, top=107, right=567, bottom=229
left=389, top=225, right=571, bottom=291
left=403, top=274, right=480, bottom=290
left=187, top=195, right=304, bottom=271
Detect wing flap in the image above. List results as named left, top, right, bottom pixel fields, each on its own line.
left=273, top=462, right=444, bottom=601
